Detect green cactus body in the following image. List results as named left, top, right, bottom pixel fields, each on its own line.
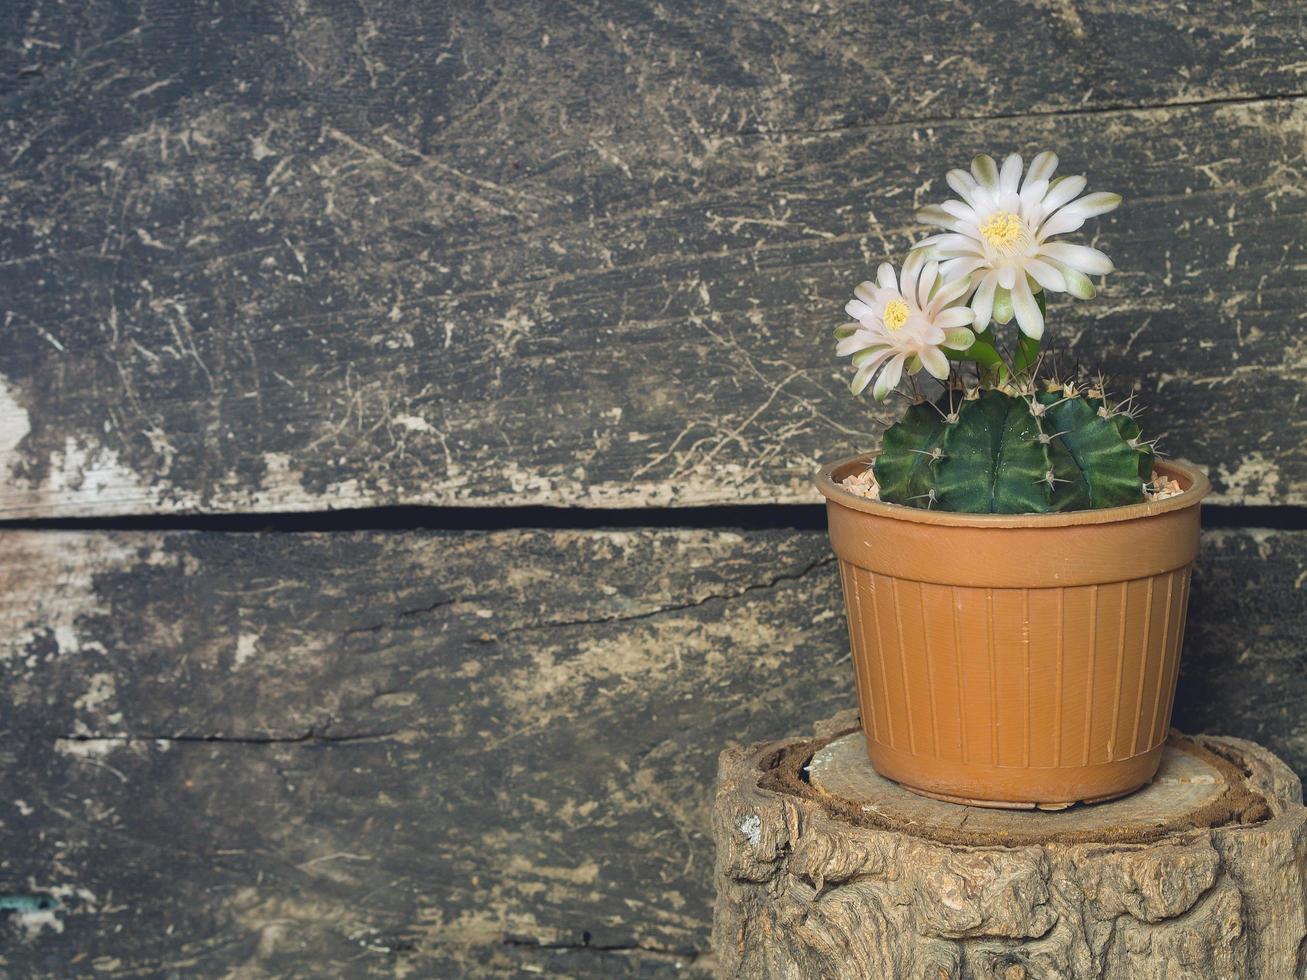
left=934, top=391, right=1050, bottom=513
left=873, top=401, right=950, bottom=505
left=871, top=387, right=1153, bottom=514
left=1092, top=398, right=1157, bottom=481
left=1036, top=392, right=1147, bottom=510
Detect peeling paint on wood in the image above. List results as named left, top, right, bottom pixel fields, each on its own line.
left=0, top=526, right=1301, bottom=974
left=0, top=4, right=1305, bottom=516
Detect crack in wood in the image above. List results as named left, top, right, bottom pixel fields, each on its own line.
left=341, top=596, right=457, bottom=637
left=55, top=730, right=404, bottom=746
left=498, top=555, right=837, bottom=636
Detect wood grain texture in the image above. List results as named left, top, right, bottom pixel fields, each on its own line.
left=0, top=525, right=1301, bottom=975
left=1, top=2, right=1305, bottom=516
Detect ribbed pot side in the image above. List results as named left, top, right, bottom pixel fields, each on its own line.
left=816, top=456, right=1211, bottom=808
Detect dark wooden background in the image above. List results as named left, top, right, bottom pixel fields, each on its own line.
left=1, top=2, right=1304, bottom=977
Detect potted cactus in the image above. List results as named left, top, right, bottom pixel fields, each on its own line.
left=815, top=151, right=1210, bottom=809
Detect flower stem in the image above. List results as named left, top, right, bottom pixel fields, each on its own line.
left=1013, top=334, right=1041, bottom=377
left=947, top=334, right=1008, bottom=386
left=1012, top=291, right=1048, bottom=378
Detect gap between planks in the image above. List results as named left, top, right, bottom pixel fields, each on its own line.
left=0, top=502, right=1302, bottom=534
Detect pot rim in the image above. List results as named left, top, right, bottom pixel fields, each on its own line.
left=815, top=454, right=1210, bottom=528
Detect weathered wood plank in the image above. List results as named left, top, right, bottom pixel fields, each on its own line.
left=1172, top=529, right=1307, bottom=767
left=0, top=527, right=844, bottom=976
left=0, top=526, right=1302, bottom=975
left=0, top=2, right=1304, bottom=516
left=5, top=2, right=1304, bottom=125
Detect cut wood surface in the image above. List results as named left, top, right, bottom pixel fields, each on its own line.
left=1, top=2, right=1305, bottom=516
left=0, top=525, right=1301, bottom=976
left=807, top=731, right=1243, bottom=839
left=713, top=712, right=1307, bottom=978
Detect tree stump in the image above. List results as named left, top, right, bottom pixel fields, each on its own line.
left=712, top=710, right=1307, bottom=979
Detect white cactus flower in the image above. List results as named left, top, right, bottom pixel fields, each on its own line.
left=914, top=151, right=1121, bottom=340
left=836, top=250, right=976, bottom=401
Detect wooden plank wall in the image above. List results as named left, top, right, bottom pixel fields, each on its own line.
left=0, top=2, right=1304, bottom=977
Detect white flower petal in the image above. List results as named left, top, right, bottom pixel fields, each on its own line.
left=851, top=345, right=893, bottom=367
left=1040, top=175, right=1087, bottom=214
left=1054, top=262, right=1096, bottom=299
left=1040, top=242, right=1114, bottom=275
left=877, top=263, right=897, bottom=290
left=971, top=273, right=998, bottom=330
left=836, top=332, right=878, bottom=356
left=1019, top=178, right=1048, bottom=221
left=1011, top=275, right=1044, bottom=340
left=969, top=183, right=999, bottom=215
left=845, top=298, right=873, bottom=319
left=1039, top=207, right=1086, bottom=240
left=941, top=200, right=979, bottom=224
left=992, top=286, right=1015, bottom=324
left=943, top=326, right=976, bottom=350
left=851, top=362, right=877, bottom=395
left=915, top=204, right=964, bottom=231
left=900, top=249, right=925, bottom=306
left=998, top=266, right=1017, bottom=290
left=938, top=255, right=984, bottom=282
left=920, top=346, right=950, bottom=380
left=853, top=280, right=878, bottom=305
left=934, top=306, right=975, bottom=329
left=872, top=355, right=905, bottom=400
left=971, top=154, right=1000, bottom=191
left=1062, top=191, right=1122, bottom=220
left=916, top=260, right=939, bottom=309
left=946, top=168, right=980, bottom=206
left=917, top=233, right=982, bottom=259
left=999, top=153, right=1023, bottom=195
left=911, top=237, right=944, bottom=261
left=920, top=323, right=946, bottom=345
left=930, top=270, right=976, bottom=311
left=1025, top=258, right=1066, bottom=293
left=1024, top=151, right=1058, bottom=187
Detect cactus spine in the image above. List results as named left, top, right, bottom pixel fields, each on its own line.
left=873, top=383, right=1155, bottom=514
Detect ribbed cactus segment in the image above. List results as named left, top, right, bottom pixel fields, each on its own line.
left=934, top=391, right=1050, bottom=513
left=1099, top=402, right=1156, bottom=480
left=872, top=386, right=1153, bottom=514
left=1036, top=392, right=1146, bottom=510
left=874, top=401, right=949, bottom=505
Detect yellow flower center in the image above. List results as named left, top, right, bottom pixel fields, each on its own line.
left=979, top=211, right=1027, bottom=252
left=882, top=298, right=909, bottom=332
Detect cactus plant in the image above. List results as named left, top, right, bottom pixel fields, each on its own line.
left=873, top=383, right=1155, bottom=513
left=833, top=150, right=1167, bottom=514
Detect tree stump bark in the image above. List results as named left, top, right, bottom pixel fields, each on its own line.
left=712, top=710, right=1307, bottom=979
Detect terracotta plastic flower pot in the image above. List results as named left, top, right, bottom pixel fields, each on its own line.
left=815, top=455, right=1211, bottom=809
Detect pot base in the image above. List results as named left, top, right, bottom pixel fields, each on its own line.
left=806, top=728, right=1239, bottom=837
left=864, top=738, right=1166, bottom=809
left=896, top=780, right=1135, bottom=811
